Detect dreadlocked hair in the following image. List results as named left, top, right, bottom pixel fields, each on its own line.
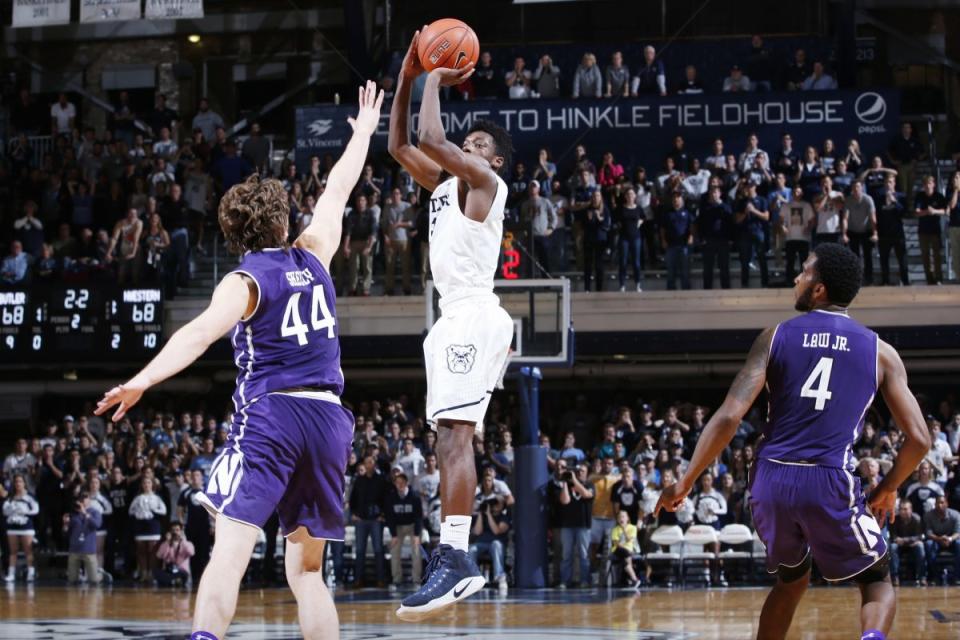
left=218, top=175, right=290, bottom=255
left=467, top=119, right=514, bottom=177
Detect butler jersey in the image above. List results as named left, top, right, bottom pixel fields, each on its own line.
left=428, top=175, right=508, bottom=300
left=230, top=247, right=344, bottom=411
left=760, top=309, right=879, bottom=471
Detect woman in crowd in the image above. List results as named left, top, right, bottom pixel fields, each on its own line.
left=142, top=213, right=170, bottom=284
left=129, top=476, right=167, bottom=583
left=582, top=190, right=612, bottom=291
left=616, top=186, right=644, bottom=293
left=86, top=475, right=114, bottom=571
left=3, top=475, right=39, bottom=582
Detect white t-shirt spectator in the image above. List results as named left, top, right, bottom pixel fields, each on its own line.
left=816, top=191, right=844, bottom=234
left=682, top=170, right=712, bottom=200
left=694, top=489, right=728, bottom=525
left=51, top=102, right=76, bottom=134
left=153, top=139, right=179, bottom=160
left=413, top=469, right=440, bottom=512
left=784, top=200, right=815, bottom=242
left=395, top=448, right=425, bottom=480
left=506, top=69, right=532, bottom=99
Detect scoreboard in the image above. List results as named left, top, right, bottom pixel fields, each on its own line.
left=0, top=285, right=163, bottom=364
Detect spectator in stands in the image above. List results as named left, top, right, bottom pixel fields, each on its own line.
left=178, top=470, right=212, bottom=581
left=832, top=159, right=854, bottom=194
left=609, top=510, right=641, bottom=587
left=153, top=127, right=178, bottom=161
left=888, top=122, right=923, bottom=208
left=533, top=54, right=561, bottom=99
left=889, top=500, right=926, bottom=586
left=154, top=520, right=195, bottom=587
left=520, top=180, right=558, bottom=277
left=813, top=176, right=845, bottom=245
left=783, top=48, right=809, bottom=90
left=413, top=452, right=440, bottom=514
left=914, top=175, right=946, bottom=285
left=924, top=495, right=960, bottom=584
left=605, top=51, right=631, bottom=97
left=212, top=141, right=254, bottom=196
left=11, top=88, right=43, bottom=135
left=876, top=174, right=909, bottom=286
left=191, top=98, right=225, bottom=143
left=242, top=122, right=271, bottom=176
left=616, top=186, right=644, bottom=292
left=631, top=46, right=666, bottom=97
left=508, top=162, right=530, bottom=217
left=675, top=65, right=705, bottom=95
left=704, top=139, right=726, bottom=172
left=582, top=190, right=611, bottom=291
left=505, top=57, right=532, bottom=99
left=129, top=476, right=166, bottom=583
left=63, top=490, right=101, bottom=584
left=572, top=53, right=602, bottom=99
left=693, top=471, right=727, bottom=530
left=554, top=462, right=594, bottom=587
left=13, top=200, right=44, bottom=257
left=906, top=460, right=944, bottom=515
left=107, top=207, right=143, bottom=285
left=385, top=472, right=422, bottom=588
left=782, top=185, right=816, bottom=283
left=697, top=185, right=733, bottom=289
left=349, top=456, right=388, bottom=588
left=381, top=187, right=414, bottom=295
left=661, top=191, right=693, bottom=290
left=559, top=432, right=587, bottom=464
left=773, top=133, right=798, bottom=178
left=947, top=171, right=960, bottom=282
left=1, top=241, right=29, bottom=285
left=722, top=65, right=751, bottom=93
left=820, top=139, right=838, bottom=176
left=745, top=35, right=775, bottom=92
left=473, top=51, right=499, bottom=99
left=394, top=438, right=425, bottom=480
left=532, top=148, right=557, bottom=195
left=470, top=488, right=511, bottom=589
left=147, top=94, right=179, bottom=140
left=50, top=93, right=76, bottom=137
left=801, top=61, right=837, bottom=90
left=3, top=474, right=38, bottom=582
left=737, top=133, right=765, bottom=173
left=735, top=181, right=770, bottom=287
left=843, top=139, right=864, bottom=175
left=845, top=180, right=877, bottom=285
left=588, top=457, right=618, bottom=567
left=668, top=136, right=690, bottom=174
left=342, top=194, right=377, bottom=296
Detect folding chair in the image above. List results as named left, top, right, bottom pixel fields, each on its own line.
left=647, top=525, right=684, bottom=587
left=682, top=524, right=719, bottom=587
left=718, top=524, right=753, bottom=583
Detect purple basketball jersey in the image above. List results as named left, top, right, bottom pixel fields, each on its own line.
left=230, top=248, right=343, bottom=410
left=760, top=309, right=878, bottom=470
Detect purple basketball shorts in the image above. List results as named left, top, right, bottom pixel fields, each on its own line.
left=749, top=457, right=887, bottom=581
left=199, top=392, right=354, bottom=540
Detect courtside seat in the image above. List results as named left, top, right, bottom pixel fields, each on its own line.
left=647, top=525, right=684, bottom=587
left=682, top=525, right=719, bottom=586
left=718, top=524, right=755, bottom=583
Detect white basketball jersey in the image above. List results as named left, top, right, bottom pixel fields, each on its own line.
left=428, top=175, right=508, bottom=300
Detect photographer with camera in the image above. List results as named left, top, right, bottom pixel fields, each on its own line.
left=469, top=476, right=512, bottom=590
left=63, top=491, right=102, bottom=584
left=154, top=521, right=195, bottom=587
left=548, top=462, right=595, bottom=588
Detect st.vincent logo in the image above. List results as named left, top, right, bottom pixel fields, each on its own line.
left=854, top=93, right=886, bottom=125
left=308, top=119, right=334, bottom=137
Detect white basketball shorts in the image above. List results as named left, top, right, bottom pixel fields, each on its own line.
left=424, top=295, right=514, bottom=434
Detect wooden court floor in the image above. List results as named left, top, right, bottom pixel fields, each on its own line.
left=0, top=584, right=957, bottom=639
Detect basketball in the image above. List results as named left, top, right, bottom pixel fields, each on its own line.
left=417, top=18, right=479, bottom=72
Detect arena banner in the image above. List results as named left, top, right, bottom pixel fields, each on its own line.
left=295, top=89, right=900, bottom=177
left=80, top=0, right=141, bottom=23
left=12, top=0, right=71, bottom=28
left=145, top=0, right=203, bottom=19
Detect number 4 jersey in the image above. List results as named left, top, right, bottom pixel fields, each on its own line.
left=760, top=309, right=879, bottom=471
left=230, top=248, right=343, bottom=410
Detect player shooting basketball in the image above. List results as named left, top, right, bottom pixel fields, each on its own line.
left=389, top=28, right=515, bottom=621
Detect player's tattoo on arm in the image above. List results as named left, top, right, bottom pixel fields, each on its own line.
left=727, top=327, right=775, bottom=408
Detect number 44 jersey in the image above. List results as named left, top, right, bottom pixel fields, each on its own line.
left=760, top=309, right=879, bottom=471
left=229, top=248, right=344, bottom=410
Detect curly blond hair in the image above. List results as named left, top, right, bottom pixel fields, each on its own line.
left=218, top=175, right=290, bottom=254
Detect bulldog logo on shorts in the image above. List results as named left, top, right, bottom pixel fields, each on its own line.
left=445, top=344, right=477, bottom=374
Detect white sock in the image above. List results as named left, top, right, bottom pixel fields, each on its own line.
left=439, top=515, right=471, bottom=552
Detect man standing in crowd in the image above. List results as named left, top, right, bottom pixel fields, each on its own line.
left=914, top=175, right=946, bottom=285
left=380, top=187, right=414, bottom=295
left=661, top=191, right=693, bottom=290
left=384, top=472, right=423, bottom=588
left=845, top=181, right=877, bottom=285
left=342, top=194, right=378, bottom=296
left=349, top=456, right=388, bottom=588
left=520, top=180, right=558, bottom=277
left=877, top=175, right=910, bottom=286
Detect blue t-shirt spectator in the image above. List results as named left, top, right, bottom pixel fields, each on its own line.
left=661, top=207, right=693, bottom=247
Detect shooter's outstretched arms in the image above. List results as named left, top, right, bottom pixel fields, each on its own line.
left=388, top=29, right=443, bottom=192
left=656, top=327, right=775, bottom=515
left=867, top=340, right=931, bottom=524
left=296, top=80, right=384, bottom=267
left=94, top=274, right=254, bottom=422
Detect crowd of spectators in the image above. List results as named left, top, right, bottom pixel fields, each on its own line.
left=461, top=37, right=835, bottom=101
left=1, top=388, right=958, bottom=590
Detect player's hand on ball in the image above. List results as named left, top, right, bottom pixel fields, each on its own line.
left=430, top=62, right=475, bottom=87
left=95, top=376, right=148, bottom=422
left=655, top=482, right=691, bottom=516
left=401, top=29, right=426, bottom=80
left=867, top=487, right=897, bottom=525
left=347, top=80, right=384, bottom=138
